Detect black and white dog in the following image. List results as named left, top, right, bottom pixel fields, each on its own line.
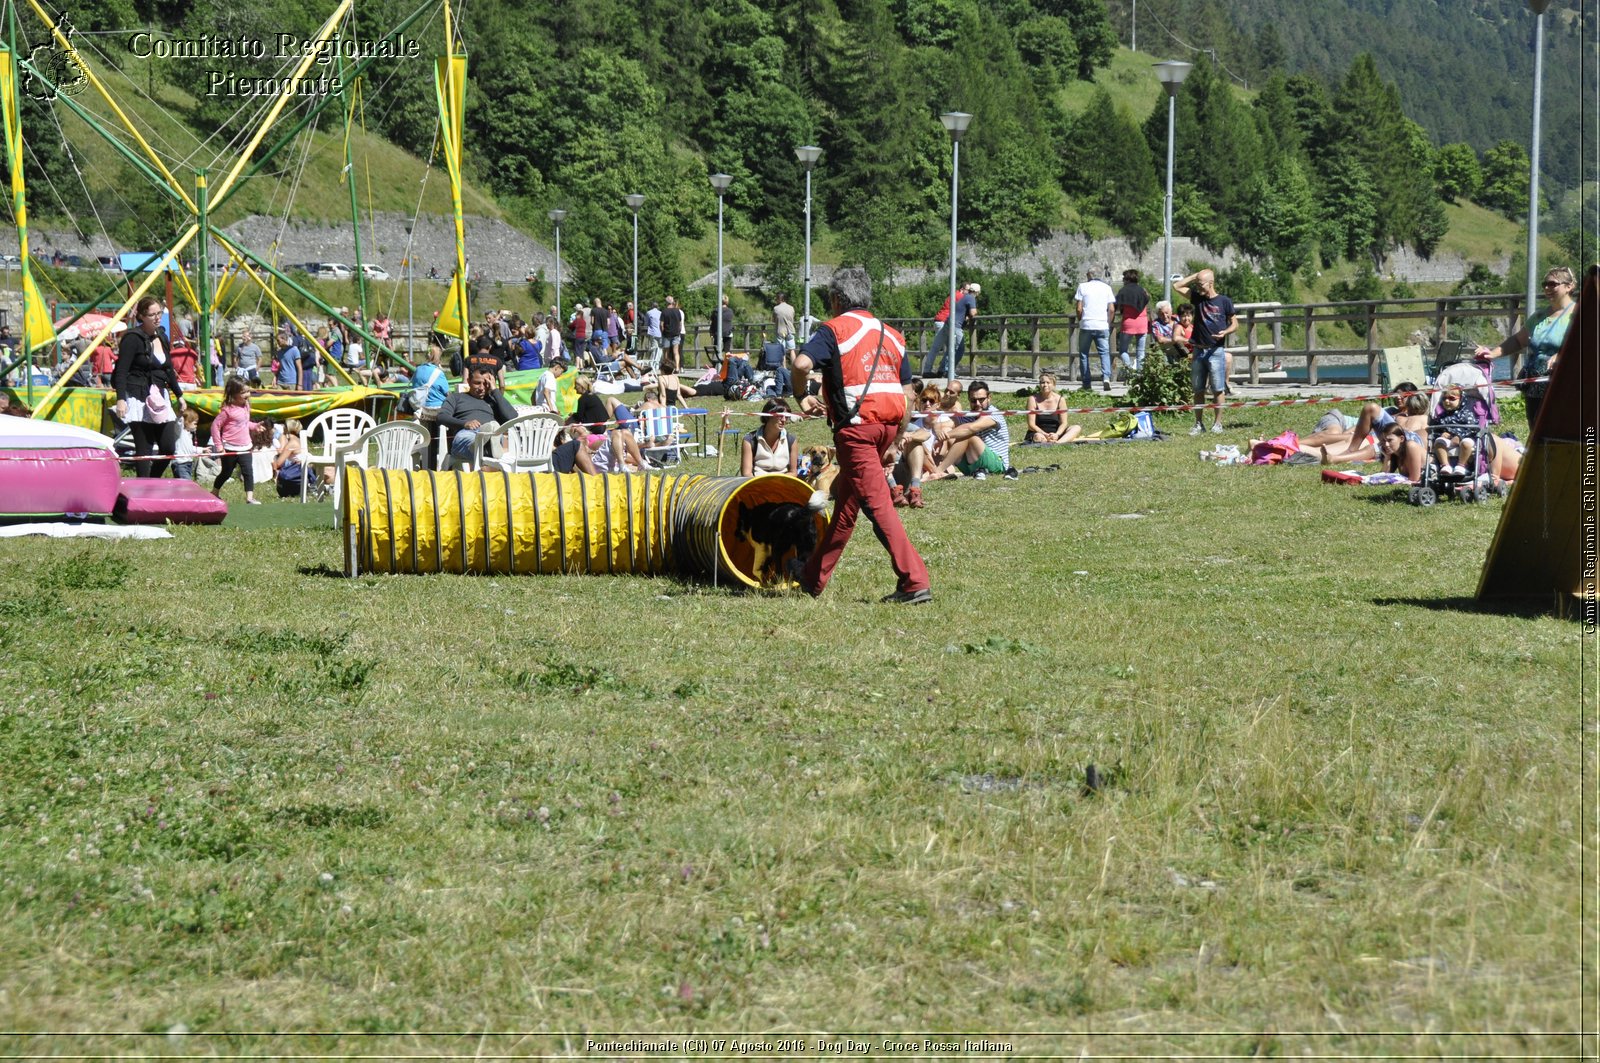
left=734, top=501, right=817, bottom=586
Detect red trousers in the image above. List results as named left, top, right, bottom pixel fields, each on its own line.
left=801, top=421, right=931, bottom=596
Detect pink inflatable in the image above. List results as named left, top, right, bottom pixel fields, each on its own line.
left=0, top=418, right=121, bottom=517
left=114, top=478, right=228, bottom=525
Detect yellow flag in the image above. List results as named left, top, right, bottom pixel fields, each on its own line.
left=435, top=274, right=465, bottom=338
left=22, top=271, right=52, bottom=349
left=1, top=47, right=51, bottom=353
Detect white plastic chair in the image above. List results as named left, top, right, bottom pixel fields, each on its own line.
left=472, top=412, right=561, bottom=473
left=332, top=420, right=430, bottom=520
left=302, top=408, right=377, bottom=502
left=637, top=405, right=683, bottom=468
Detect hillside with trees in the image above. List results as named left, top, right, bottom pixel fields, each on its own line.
left=3, top=0, right=1584, bottom=315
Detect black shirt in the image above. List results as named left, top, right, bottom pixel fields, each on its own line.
left=1115, top=282, right=1150, bottom=317
left=466, top=345, right=502, bottom=377
left=661, top=307, right=683, bottom=338
left=552, top=437, right=581, bottom=473
left=573, top=392, right=609, bottom=430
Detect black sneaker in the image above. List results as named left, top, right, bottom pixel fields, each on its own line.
left=880, top=588, right=933, bottom=605
left=1003, top=467, right=1019, bottom=480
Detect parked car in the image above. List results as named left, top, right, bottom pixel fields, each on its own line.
left=359, top=264, right=390, bottom=281
left=0, top=254, right=21, bottom=268
left=315, top=263, right=353, bottom=280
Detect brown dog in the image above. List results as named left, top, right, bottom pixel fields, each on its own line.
left=801, top=444, right=839, bottom=499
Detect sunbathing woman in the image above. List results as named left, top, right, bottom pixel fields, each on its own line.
left=1378, top=422, right=1426, bottom=483
left=1026, top=373, right=1081, bottom=444
left=1483, top=432, right=1524, bottom=485
left=1282, top=390, right=1429, bottom=464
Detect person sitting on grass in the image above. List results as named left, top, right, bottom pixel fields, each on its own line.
left=925, top=379, right=1016, bottom=481
left=940, top=378, right=965, bottom=414
left=1025, top=372, right=1080, bottom=444
left=888, top=387, right=947, bottom=507
left=567, top=383, right=653, bottom=472
left=438, top=367, right=518, bottom=466
left=1430, top=385, right=1479, bottom=479
left=742, top=398, right=799, bottom=477
left=1378, top=422, right=1426, bottom=483
left=551, top=425, right=603, bottom=474
left=271, top=418, right=308, bottom=498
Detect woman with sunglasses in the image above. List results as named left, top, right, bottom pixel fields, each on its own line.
left=1478, top=265, right=1577, bottom=429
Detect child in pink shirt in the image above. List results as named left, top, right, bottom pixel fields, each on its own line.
left=209, top=377, right=263, bottom=504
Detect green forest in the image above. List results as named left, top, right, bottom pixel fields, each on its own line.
left=8, top=0, right=1593, bottom=318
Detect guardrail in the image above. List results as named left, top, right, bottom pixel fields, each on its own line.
left=1, top=291, right=1531, bottom=388
left=662, top=293, right=1527, bottom=385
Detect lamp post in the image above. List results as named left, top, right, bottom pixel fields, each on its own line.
left=625, top=193, right=645, bottom=347
left=1154, top=60, right=1191, bottom=305
left=939, top=111, right=972, bottom=387
left=709, top=173, right=733, bottom=360
left=1525, top=0, right=1551, bottom=330
left=548, top=208, right=566, bottom=323
left=795, top=145, right=822, bottom=342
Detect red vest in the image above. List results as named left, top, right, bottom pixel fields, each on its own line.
left=823, top=310, right=906, bottom=427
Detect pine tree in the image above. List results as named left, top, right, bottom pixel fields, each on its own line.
left=1328, top=54, right=1445, bottom=265
left=1066, top=90, right=1158, bottom=252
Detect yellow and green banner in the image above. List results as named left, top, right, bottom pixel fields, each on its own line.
left=182, top=385, right=395, bottom=422
left=434, top=45, right=469, bottom=357
left=0, top=45, right=53, bottom=360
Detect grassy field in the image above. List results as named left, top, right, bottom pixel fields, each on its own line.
left=0, top=393, right=1589, bottom=1056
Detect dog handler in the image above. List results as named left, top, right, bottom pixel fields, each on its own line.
left=792, top=266, right=932, bottom=604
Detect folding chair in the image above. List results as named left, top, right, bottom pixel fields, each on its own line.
left=638, top=405, right=683, bottom=468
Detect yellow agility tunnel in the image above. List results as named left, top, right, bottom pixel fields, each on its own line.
left=340, top=469, right=823, bottom=589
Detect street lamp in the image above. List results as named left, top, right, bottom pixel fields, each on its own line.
left=1154, top=60, right=1191, bottom=305
left=1525, top=0, right=1551, bottom=330
left=548, top=208, right=566, bottom=322
left=625, top=193, right=645, bottom=347
left=709, top=173, right=733, bottom=360
left=795, top=145, right=822, bottom=342
left=938, top=111, right=972, bottom=387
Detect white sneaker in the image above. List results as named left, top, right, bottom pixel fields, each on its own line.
left=1453, top=465, right=1468, bottom=478
left=1211, top=423, right=1225, bottom=434
left=974, top=471, right=987, bottom=481
left=1189, top=423, right=1205, bottom=436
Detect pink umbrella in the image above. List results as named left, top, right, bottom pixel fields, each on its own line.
left=55, top=312, right=128, bottom=343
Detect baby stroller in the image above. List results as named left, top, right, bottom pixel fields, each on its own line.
left=1409, top=421, right=1492, bottom=506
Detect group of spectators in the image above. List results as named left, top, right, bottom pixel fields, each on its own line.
left=257, top=308, right=397, bottom=390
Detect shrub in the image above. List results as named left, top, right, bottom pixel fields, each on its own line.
left=1127, top=354, right=1190, bottom=412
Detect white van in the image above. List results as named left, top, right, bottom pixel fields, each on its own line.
left=315, top=263, right=353, bottom=280
left=359, top=264, right=390, bottom=281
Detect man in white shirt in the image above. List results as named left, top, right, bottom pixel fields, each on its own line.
left=1073, top=268, right=1117, bottom=392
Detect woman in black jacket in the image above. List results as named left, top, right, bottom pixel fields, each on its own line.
left=111, top=296, right=186, bottom=478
